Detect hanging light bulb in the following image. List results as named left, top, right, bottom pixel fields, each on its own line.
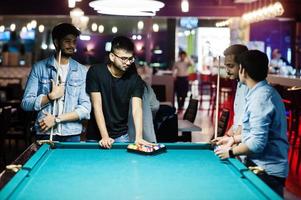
left=181, top=0, right=189, bottom=13
left=38, top=25, right=45, bottom=33
left=91, top=23, right=98, bottom=32
left=21, top=26, right=27, bottom=32
left=112, top=26, right=118, bottom=33
left=10, top=24, right=16, bottom=31
left=152, top=23, right=159, bottom=32
left=0, top=26, right=5, bottom=32
left=27, top=22, right=33, bottom=30
left=31, top=20, right=37, bottom=29
left=98, top=25, right=104, bottom=33
left=68, top=0, right=76, bottom=8
left=70, top=8, right=89, bottom=31
left=137, top=21, right=144, bottom=30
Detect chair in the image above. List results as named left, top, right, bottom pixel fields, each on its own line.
left=6, top=110, right=36, bottom=148
left=1, top=104, right=36, bottom=151
left=154, top=105, right=178, bottom=142
left=217, top=108, right=230, bottom=137
left=179, top=96, right=199, bottom=142
left=210, top=108, right=230, bottom=140
left=151, top=85, right=166, bottom=102
left=183, top=96, right=199, bottom=122
left=5, top=83, right=23, bottom=101
left=0, top=106, right=13, bottom=164
left=219, top=78, right=236, bottom=109
left=209, top=77, right=236, bottom=120
left=280, top=86, right=301, bottom=174
left=199, top=74, right=215, bottom=110
left=155, top=113, right=178, bottom=142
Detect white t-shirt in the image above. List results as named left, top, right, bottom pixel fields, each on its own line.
left=173, top=57, right=194, bottom=77
left=53, top=59, right=69, bottom=135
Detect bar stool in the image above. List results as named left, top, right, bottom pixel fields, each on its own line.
left=285, top=87, right=301, bottom=174
left=275, top=84, right=301, bottom=174
left=273, top=85, right=291, bottom=134
left=274, top=85, right=297, bottom=143
left=209, top=77, right=236, bottom=122
left=199, top=74, right=215, bottom=111
left=154, top=105, right=178, bottom=143
left=178, top=95, right=199, bottom=142
left=217, top=108, right=230, bottom=137
left=219, top=78, right=236, bottom=109
left=0, top=106, right=12, bottom=164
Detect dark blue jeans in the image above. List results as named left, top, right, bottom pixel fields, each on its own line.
left=175, top=76, right=189, bottom=110
left=245, top=159, right=285, bottom=197
left=257, top=172, right=286, bottom=198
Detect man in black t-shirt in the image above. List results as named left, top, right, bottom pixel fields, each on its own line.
left=86, top=36, right=153, bottom=148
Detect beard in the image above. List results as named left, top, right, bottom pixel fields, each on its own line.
left=227, top=72, right=237, bottom=80
left=61, top=48, right=75, bottom=57
left=114, top=63, right=130, bottom=72
left=56, top=43, right=75, bottom=58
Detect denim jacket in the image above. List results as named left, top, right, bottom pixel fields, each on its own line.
left=21, top=55, right=91, bottom=136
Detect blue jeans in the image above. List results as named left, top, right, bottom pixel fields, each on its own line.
left=86, top=134, right=130, bottom=143
left=35, top=134, right=81, bottom=142
left=114, top=134, right=130, bottom=142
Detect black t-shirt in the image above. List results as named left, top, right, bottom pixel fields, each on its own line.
left=86, top=64, right=144, bottom=140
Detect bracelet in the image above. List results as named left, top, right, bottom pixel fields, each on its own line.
left=47, top=93, right=52, bottom=101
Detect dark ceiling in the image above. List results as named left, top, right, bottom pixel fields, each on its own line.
left=0, top=0, right=300, bottom=19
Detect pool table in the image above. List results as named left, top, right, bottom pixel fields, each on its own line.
left=0, top=142, right=281, bottom=200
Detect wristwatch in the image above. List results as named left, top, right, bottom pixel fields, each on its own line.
left=55, top=117, right=62, bottom=124
left=228, top=149, right=235, bottom=158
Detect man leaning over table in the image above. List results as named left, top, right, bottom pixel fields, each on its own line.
left=214, top=50, right=289, bottom=197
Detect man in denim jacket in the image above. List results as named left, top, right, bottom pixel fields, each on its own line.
left=21, top=23, right=91, bottom=142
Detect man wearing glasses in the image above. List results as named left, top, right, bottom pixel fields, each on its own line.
left=86, top=36, right=153, bottom=148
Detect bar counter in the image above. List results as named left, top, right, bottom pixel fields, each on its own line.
left=0, top=66, right=31, bottom=89
left=267, top=74, right=301, bottom=87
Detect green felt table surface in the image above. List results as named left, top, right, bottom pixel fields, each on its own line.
left=0, top=142, right=281, bottom=200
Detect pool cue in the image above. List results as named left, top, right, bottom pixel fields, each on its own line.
left=50, top=50, right=61, bottom=141
left=214, top=56, right=221, bottom=139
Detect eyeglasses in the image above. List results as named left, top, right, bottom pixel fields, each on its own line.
left=111, top=52, right=135, bottom=64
